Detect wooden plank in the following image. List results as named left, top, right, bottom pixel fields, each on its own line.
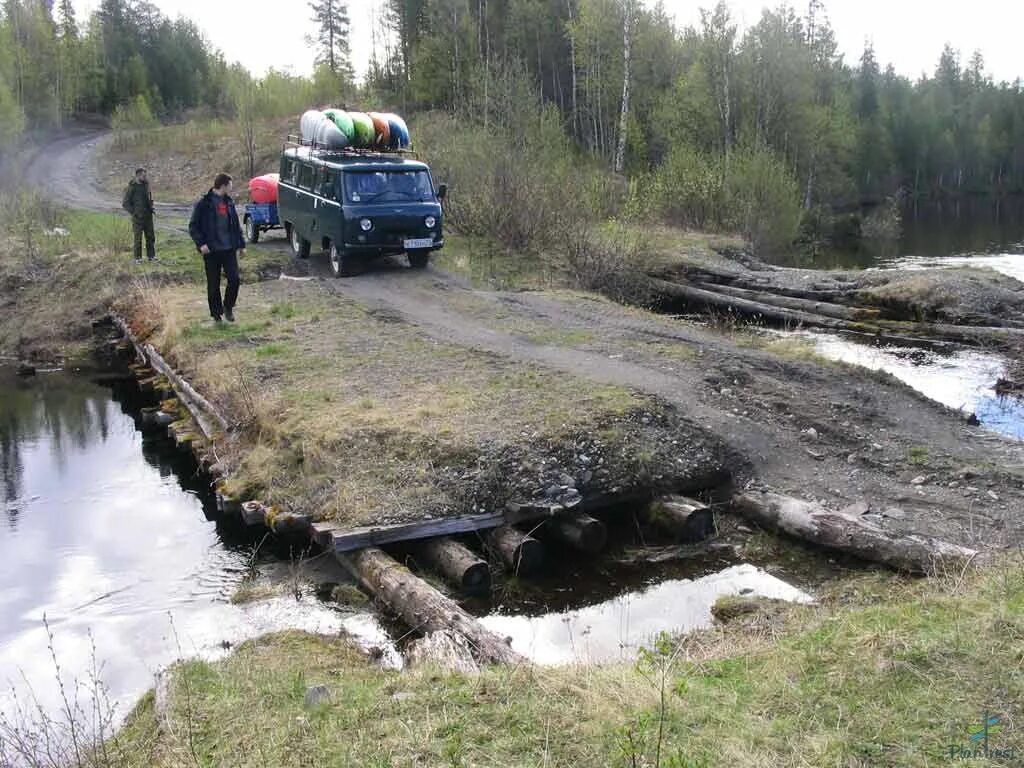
left=325, top=511, right=507, bottom=553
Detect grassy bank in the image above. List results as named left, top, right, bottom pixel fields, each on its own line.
left=109, top=555, right=1024, bottom=767
left=0, top=193, right=291, bottom=361
left=126, top=278, right=729, bottom=527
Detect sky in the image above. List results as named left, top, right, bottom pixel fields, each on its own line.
left=73, top=0, right=1023, bottom=86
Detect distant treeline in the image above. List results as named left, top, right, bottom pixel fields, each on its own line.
left=0, top=0, right=354, bottom=146
left=3, top=0, right=1024, bottom=250
left=364, top=0, right=1024, bottom=205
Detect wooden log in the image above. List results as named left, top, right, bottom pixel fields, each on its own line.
left=733, top=491, right=978, bottom=574
left=486, top=526, right=545, bottom=577
left=546, top=512, right=607, bottom=553
left=337, top=547, right=522, bottom=666
left=695, top=282, right=881, bottom=321
left=649, top=277, right=1024, bottom=348
left=674, top=266, right=859, bottom=301
left=415, top=537, right=491, bottom=595
left=649, top=495, right=715, bottom=542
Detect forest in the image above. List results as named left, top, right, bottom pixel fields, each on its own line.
left=2, top=0, right=1023, bottom=252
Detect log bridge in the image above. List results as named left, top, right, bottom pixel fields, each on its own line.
left=102, top=315, right=981, bottom=666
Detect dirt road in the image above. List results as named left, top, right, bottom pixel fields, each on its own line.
left=34, top=130, right=1024, bottom=550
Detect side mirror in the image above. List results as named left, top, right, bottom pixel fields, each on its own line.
left=436, top=183, right=448, bottom=200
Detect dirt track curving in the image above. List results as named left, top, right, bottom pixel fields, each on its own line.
left=30, top=129, right=1024, bottom=552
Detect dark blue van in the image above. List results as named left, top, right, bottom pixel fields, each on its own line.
left=277, top=147, right=446, bottom=277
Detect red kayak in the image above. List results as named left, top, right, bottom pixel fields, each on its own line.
left=248, top=173, right=280, bottom=204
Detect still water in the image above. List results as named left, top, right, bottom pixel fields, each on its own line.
left=0, top=367, right=391, bottom=724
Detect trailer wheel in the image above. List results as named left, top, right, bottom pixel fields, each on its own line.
left=244, top=215, right=260, bottom=244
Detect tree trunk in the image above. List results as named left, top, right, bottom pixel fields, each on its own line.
left=567, top=0, right=579, bottom=141
left=414, top=537, right=491, bottom=595
left=647, top=277, right=1024, bottom=346
left=486, top=525, right=545, bottom=576
left=733, top=492, right=977, bottom=574
left=693, top=281, right=881, bottom=321
left=613, top=0, right=633, bottom=174
left=337, top=548, right=522, bottom=665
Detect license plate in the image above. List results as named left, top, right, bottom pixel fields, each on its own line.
left=403, top=238, right=433, bottom=249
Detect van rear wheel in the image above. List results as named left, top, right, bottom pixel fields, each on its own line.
left=289, top=225, right=310, bottom=259
left=408, top=250, right=430, bottom=269
left=329, top=242, right=355, bottom=277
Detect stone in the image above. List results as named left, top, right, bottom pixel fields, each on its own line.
left=840, top=501, right=870, bottom=517
left=882, top=506, right=906, bottom=519
left=304, top=685, right=332, bottom=708
left=847, top=452, right=858, bottom=464
left=910, top=475, right=927, bottom=486
left=545, top=485, right=561, bottom=498
left=987, top=491, right=999, bottom=501
left=559, top=473, right=575, bottom=487
left=803, top=427, right=818, bottom=438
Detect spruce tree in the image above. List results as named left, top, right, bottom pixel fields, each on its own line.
left=308, top=0, right=353, bottom=81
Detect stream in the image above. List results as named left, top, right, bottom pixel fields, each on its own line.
left=0, top=366, right=394, bottom=728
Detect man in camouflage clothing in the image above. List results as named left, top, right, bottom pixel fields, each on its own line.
left=122, top=167, right=156, bottom=263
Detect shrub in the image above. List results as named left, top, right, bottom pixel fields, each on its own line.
left=722, top=143, right=803, bottom=255
left=565, top=221, right=655, bottom=306
left=415, top=108, right=612, bottom=253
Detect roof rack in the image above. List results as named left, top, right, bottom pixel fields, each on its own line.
left=283, top=134, right=418, bottom=159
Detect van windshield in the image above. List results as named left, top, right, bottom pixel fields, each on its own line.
left=343, top=171, right=434, bottom=203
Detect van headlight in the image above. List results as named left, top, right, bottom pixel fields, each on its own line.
left=359, top=218, right=373, bottom=231
left=424, top=215, right=436, bottom=229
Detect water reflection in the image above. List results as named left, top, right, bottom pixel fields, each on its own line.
left=481, top=564, right=812, bottom=665
left=0, top=368, right=388, bottom=724
left=781, top=330, right=1024, bottom=439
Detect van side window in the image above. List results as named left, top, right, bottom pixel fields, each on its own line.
left=298, top=164, right=314, bottom=190
left=319, top=169, right=337, bottom=200
left=281, top=159, right=297, bottom=184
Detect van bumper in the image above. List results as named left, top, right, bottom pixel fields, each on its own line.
left=343, top=239, right=444, bottom=254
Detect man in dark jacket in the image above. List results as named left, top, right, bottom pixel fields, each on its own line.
left=188, top=173, right=247, bottom=323
left=122, top=167, right=156, bottom=263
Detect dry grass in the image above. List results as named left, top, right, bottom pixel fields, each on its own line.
left=128, top=279, right=722, bottom=528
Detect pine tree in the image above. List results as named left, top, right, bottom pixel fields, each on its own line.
left=308, top=0, right=353, bottom=81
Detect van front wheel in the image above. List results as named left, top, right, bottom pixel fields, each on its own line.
left=408, top=250, right=430, bottom=269
left=329, top=242, right=355, bottom=277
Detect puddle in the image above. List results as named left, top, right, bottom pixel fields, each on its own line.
left=778, top=330, right=1024, bottom=439
left=480, top=563, right=812, bottom=665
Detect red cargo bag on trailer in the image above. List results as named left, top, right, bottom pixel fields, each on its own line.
left=249, top=173, right=280, bottom=204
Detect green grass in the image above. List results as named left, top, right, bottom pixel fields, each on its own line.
left=908, top=446, right=930, bottom=466
left=114, top=556, right=1024, bottom=767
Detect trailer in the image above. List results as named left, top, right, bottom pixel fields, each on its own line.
left=242, top=202, right=280, bottom=243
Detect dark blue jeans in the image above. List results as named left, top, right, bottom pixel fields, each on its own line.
left=203, top=250, right=240, bottom=319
